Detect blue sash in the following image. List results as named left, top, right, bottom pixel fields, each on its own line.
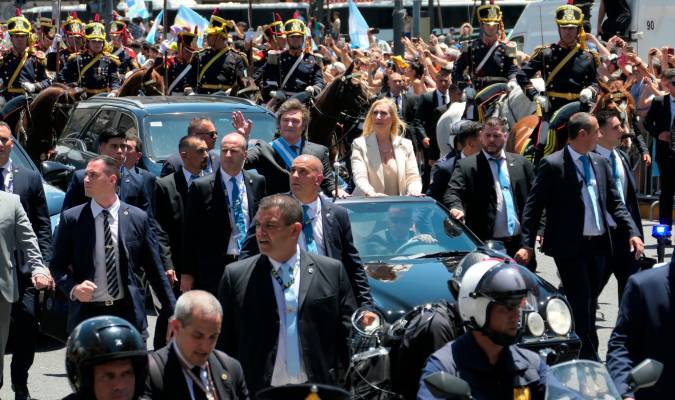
left=271, top=137, right=302, bottom=171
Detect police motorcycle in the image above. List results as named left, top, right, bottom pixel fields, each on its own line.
left=421, top=358, right=663, bottom=399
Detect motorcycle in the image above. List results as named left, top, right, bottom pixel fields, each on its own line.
left=422, top=359, right=663, bottom=400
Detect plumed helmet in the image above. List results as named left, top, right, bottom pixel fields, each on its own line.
left=84, top=15, right=106, bottom=42
left=284, top=19, right=306, bottom=37
left=477, top=2, right=502, bottom=26
left=63, top=12, right=85, bottom=37
left=206, top=8, right=234, bottom=37
left=556, top=3, right=584, bottom=28
left=7, top=8, right=32, bottom=36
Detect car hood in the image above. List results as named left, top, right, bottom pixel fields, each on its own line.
left=44, top=182, right=65, bottom=216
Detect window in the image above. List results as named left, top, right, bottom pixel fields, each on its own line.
left=60, top=107, right=97, bottom=139
left=82, top=109, right=118, bottom=152
left=117, top=113, right=136, bottom=136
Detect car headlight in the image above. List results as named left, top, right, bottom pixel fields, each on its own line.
left=526, top=312, right=545, bottom=337
left=546, top=298, right=572, bottom=335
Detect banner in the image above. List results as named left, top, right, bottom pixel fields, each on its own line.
left=348, top=0, right=370, bottom=49
left=174, top=5, right=209, bottom=48
left=145, top=10, right=163, bottom=44
left=126, top=0, right=150, bottom=19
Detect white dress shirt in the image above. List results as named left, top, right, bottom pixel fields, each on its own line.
left=269, top=246, right=307, bottom=386
left=483, top=150, right=521, bottom=238
left=182, top=167, right=203, bottom=188
left=299, top=197, right=326, bottom=256
left=172, top=341, right=210, bottom=400
left=596, top=145, right=627, bottom=229
left=0, top=159, right=12, bottom=192
left=90, top=197, right=125, bottom=301
left=221, top=169, right=249, bottom=256
left=567, top=145, right=606, bottom=236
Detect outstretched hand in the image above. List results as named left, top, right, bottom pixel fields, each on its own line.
left=232, top=110, right=253, bottom=139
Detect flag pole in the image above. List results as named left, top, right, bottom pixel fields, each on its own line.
left=247, top=0, right=253, bottom=77
left=163, top=0, right=169, bottom=92
left=52, top=0, right=62, bottom=76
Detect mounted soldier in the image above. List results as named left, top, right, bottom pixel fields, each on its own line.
left=258, top=18, right=325, bottom=105
left=156, top=28, right=197, bottom=95
left=46, top=12, right=86, bottom=74
left=35, top=17, right=56, bottom=53
left=0, top=9, right=50, bottom=118
left=190, top=9, right=247, bottom=94
left=254, top=13, right=286, bottom=75
left=56, top=15, right=121, bottom=97
left=109, top=17, right=139, bottom=77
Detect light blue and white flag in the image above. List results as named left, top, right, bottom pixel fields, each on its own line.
left=348, top=0, right=370, bottom=49
left=174, top=5, right=209, bottom=48
left=126, top=0, right=150, bottom=19
left=145, top=10, right=163, bottom=44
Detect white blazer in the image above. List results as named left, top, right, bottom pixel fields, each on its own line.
left=350, top=133, right=422, bottom=196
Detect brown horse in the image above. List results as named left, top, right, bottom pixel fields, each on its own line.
left=594, top=79, right=641, bottom=162
left=16, top=83, right=83, bottom=164
left=118, top=68, right=165, bottom=97
left=230, top=75, right=263, bottom=103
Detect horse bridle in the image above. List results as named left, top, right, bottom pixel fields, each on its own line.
left=139, top=77, right=163, bottom=96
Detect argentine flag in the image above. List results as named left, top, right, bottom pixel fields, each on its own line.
left=145, top=10, right=163, bottom=44
left=126, top=0, right=150, bottom=19
left=174, top=5, right=210, bottom=48
left=348, top=0, right=370, bottom=49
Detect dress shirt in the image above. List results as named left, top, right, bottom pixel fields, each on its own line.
left=0, top=159, right=12, bottom=192
left=435, top=89, right=449, bottom=106
left=567, top=145, right=606, bottom=236
left=90, top=197, right=125, bottom=301
left=182, top=167, right=202, bottom=188
left=221, top=169, right=249, bottom=256
left=172, top=340, right=210, bottom=400
left=483, top=150, right=521, bottom=238
left=269, top=245, right=308, bottom=386
left=596, top=145, right=627, bottom=229
left=298, top=197, right=326, bottom=255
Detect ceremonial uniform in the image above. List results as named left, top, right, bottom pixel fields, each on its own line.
left=190, top=47, right=246, bottom=94
left=110, top=45, right=138, bottom=76
left=259, top=50, right=325, bottom=101
left=46, top=48, right=75, bottom=72
left=57, top=51, right=121, bottom=95
left=453, top=39, right=518, bottom=92
left=0, top=49, right=49, bottom=101
left=159, top=56, right=193, bottom=95
left=46, top=12, right=85, bottom=73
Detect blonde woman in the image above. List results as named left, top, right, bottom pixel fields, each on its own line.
left=351, top=98, right=422, bottom=196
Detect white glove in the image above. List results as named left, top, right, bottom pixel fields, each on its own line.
left=507, top=79, right=519, bottom=92
left=463, top=86, right=476, bottom=100
left=48, top=33, right=62, bottom=53
left=535, top=95, right=550, bottom=113
left=107, top=91, right=117, bottom=98
left=579, top=87, right=594, bottom=104
left=21, top=82, right=36, bottom=93
left=305, top=86, right=316, bottom=96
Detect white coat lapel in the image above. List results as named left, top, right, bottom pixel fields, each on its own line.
left=365, top=134, right=385, bottom=190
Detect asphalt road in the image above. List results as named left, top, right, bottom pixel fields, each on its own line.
left=1, top=219, right=671, bottom=399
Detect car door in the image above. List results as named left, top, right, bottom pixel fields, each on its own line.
left=55, top=108, right=121, bottom=170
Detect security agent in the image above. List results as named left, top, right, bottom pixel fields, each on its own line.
left=63, top=316, right=148, bottom=400
left=417, top=260, right=547, bottom=400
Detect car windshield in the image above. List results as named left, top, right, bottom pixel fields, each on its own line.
left=143, top=111, right=276, bottom=162
left=9, top=142, right=36, bottom=171
left=340, top=200, right=478, bottom=261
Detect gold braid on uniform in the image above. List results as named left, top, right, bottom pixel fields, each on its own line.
left=579, top=26, right=587, bottom=50
left=499, top=20, right=506, bottom=42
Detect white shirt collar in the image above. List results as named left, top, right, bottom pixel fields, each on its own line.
left=595, top=144, right=614, bottom=159
left=298, top=196, right=321, bottom=217
left=269, top=245, right=301, bottom=273
left=182, top=167, right=202, bottom=184
left=567, top=144, right=587, bottom=161
left=221, top=168, right=243, bottom=183
left=483, top=149, right=506, bottom=161
left=90, top=196, right=121, bottom=220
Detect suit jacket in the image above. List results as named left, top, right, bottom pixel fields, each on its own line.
left=50, top=201, right=176, bottom=332
left=62, top=168, right=152, bottom=213
left=426, top=150, right=460, bottom=204
left=143, top=344, right=249, bottom=400
left=184, top=169, right=266, bottom=295
left=412, top=91, right=446, bottom=160
left=160, top=150, right=221, bottom=178
left=239, top=195, right=373, bottom=306
left=153, top=171, right=190, bottom=274
left=382, top=91, right=422, bottom=149
left=445, top=151, right=535, bottom=241
left=245, top=140, right=335, bottom=196
left=0, top=192, right=49, bottom=303
left=350, top=134, right=422, bottom=196
left=6, top=164, right=52, bottom=263
left=520, top=146, right=640, bottom=258
left=218, top=252, right=357, bottom=396
left=606, top=261, right=675, bottom=399
left=643, top=93, right=675, bottom=155
left=616, top=149, right=644, bottom=239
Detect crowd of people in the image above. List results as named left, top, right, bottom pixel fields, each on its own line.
left=0, top=0, right=674, bottom=399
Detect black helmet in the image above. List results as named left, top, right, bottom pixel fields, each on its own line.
left=66, top=316, right=147, bottom=397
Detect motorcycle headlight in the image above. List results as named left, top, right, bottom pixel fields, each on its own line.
left=546, top=298, right=572, bottom=335
left=526, top=312, right=545, bottom=337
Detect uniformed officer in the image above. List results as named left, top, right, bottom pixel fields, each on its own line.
left=254, top=13, right=287, bottom=75
left=156, top=28, right=197, bottom=95
left=190, top=9, right=247, bottom=94
left=417, top=260, right=547, bottom=400
left=109, top=18, right=139, bottom=77
left=35, top=17, right=56, bottom=53
left=452, top=1, right=519, bottom=95
left=258, top=18, right=325, bottom=103
left=516, top=3, right=599, bottom=117
left=56, top=15, right=121, bottom=97
left=0, top=10, right=50, bottom=113
left=46, top=12, right=86, bottom=73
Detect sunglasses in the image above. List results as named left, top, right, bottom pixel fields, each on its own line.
left=199, top=130, right=219, bottom=138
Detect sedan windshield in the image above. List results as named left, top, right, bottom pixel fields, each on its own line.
left=340, top=200, right=478, bottom=260
left=143, top=111, right=276, bottom=161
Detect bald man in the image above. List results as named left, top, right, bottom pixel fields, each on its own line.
left=240, top=155, right=372, bottom=306
left=183, top=133, right=266, bottom=295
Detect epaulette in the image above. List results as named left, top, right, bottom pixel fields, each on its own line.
left=67, top=53, right=79, bottom=62
left=31, top=49, right=46, bottom=60
left=236, top=49, right=249, bottom=66
left=105, top=53, right=121, bottom=66
left=530, top=45, right=549, bottom=60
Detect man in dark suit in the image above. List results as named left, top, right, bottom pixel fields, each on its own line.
left=144, top=290, right=248, bottom=400
left=426, top=120, right=482, bottom=203
left=412, top=67, right=452, bottom=189
left=383, top=72, right=422, bottom=149
left=234, top=100, right=342, bottom=197
left=183, top=133, right=266, bottom=295
left=643, top=68, right=675, bottom=236
left=240, top=154, right=372, bottom=306
left=50, top=156, right=176, bottom=335
left=0, top=122, right=54, bottom=400
left=446, top=118, right=536, bottom=269
left=596, top=110, right=644, bottom=301
left=516, top=112, right=643, bottom=360
left=160, top=117, right=221, bottom=178
left=218, top=194, right=357, bottom=396
left=606, top=258, right=675, bottom=400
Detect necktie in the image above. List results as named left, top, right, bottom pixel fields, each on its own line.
left=610, top=152, right=625, bottom=204
left=0, top=167, right=5, bottom=191
left=580, top=155, right=602, bottom=231
left=281, top=261, right=301, bottom=377
left=229, top=177, right=247, bottom=251
left=189, top=174, right=200, bottom=187
left=301, top=205, right=318, bottom=253
left=491, top=158, right=517, bottom=236
left=102, top=210, right=120, bottom=298
left=190, top=366, right=208, bottom=400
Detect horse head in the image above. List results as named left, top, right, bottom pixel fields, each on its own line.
left=231, top=76, right=262, bottom=103
left=118, top=68, right=165, bottom=96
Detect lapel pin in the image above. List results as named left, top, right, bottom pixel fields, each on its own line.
left=308, top=267, right=314, bottom=274
left=123, top=210, right=129, bottom=216
left=221, top=372, right=228, bottom=381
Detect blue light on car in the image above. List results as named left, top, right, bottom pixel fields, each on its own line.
left=651, top=224, right=671, bottom=239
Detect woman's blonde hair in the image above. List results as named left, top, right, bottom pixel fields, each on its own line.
left=362, top=98, right=406, bottom=138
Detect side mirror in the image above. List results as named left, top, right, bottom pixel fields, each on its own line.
left=423, top=372, right=472, bottom=399
left=628, top=359, right=663, bottom=391
left=41, top=161, right=75, bottom=191
left=484, top=239, right=508, bottom=255
left=443, top=217, right=463, bottom=238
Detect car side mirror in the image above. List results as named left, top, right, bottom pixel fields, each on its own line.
left=484, top=239, right=508, bottom=255
left=443, top=217, right=462, bottom=238
left=423, top=372, right=472, bottom=399
left=629, top=359, right=663, bottom=392
left=41, top=161, right=75, bottom=191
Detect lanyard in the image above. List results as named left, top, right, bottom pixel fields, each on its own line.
left=177, top=357, right=217, bottom=400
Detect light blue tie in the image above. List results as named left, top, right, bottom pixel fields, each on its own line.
left=281, top=261, right=301, bottom=377
left=189, top=174, right=200, bottom=187
left=229, top=177, right=247, bottom=250
left=301, top=205, right=318, bottom=253
left=610, top=152, right=626, bottom=204
left=580, top=155, right=602, bottom=231
left=491, top=158, right=517, bottom=236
